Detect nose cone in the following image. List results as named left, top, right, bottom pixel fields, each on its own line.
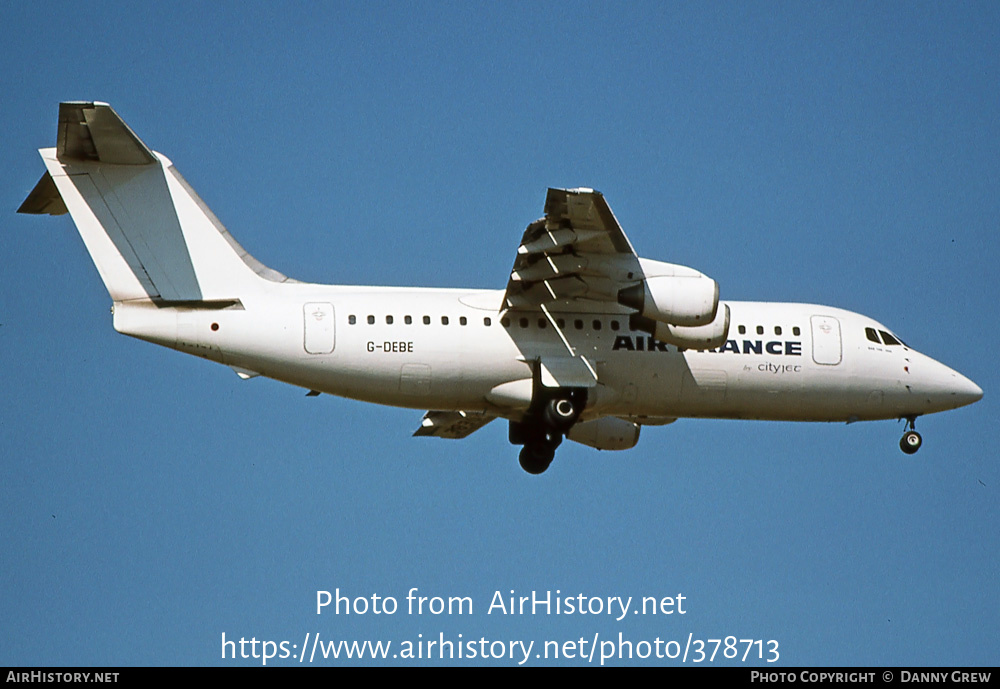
left=952, top=374, right=984, bottom=408
left=917, top=355, right=983, bottom=411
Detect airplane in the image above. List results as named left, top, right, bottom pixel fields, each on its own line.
left=19, top=102, right=983, bottom=474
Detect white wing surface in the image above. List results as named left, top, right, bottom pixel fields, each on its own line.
left=503, top=187, right=729, bottom=352
left=502, top=188, right=643, bottom=312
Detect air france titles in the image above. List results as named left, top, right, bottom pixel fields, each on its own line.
left=613, top=335, right=802, bottom=358
left=488, top=590, right=686, bottom=622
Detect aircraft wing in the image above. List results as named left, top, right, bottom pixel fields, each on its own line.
left=502, top=188, right=643, bottom=311
left=413, top=410, right=496, bottom=439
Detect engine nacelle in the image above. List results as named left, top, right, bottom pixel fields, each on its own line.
left=618, top=274, right=719, bottom=327
left=566, top=417, right=640, bottom=451
left=631, top=303, right=730, bottom=351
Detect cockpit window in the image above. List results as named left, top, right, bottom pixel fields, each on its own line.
left=865, top=327, right=881, bottom=344
left=879, top=330, right=902, bottom=346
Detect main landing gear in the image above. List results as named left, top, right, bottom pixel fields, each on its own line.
left=512, top=392, right=585, bottom=474
left=899, top=416, right=922, bottom=455
left=518, top=431, right=561, bottom=475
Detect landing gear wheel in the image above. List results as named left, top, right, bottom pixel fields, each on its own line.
left=543, top=397, right=578, bottom=432
left=519, top=444, right=554, bottom=474
left=900, top=430, right=922, bottom=455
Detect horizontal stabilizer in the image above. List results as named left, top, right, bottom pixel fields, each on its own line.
left=17, top=172, right=67, bottom=215
left=57, top=102, right=156, bottom=165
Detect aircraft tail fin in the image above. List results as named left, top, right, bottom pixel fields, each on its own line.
left=19, top=101, right=289, bottom=303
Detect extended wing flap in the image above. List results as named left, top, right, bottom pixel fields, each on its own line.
left=539, top=356, right=598, bottom=388
left=413, top=410, right=495, bottom=439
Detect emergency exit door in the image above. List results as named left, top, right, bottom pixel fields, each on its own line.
left=304, top=303, right=335, bottom=354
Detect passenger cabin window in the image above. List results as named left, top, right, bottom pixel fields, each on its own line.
left=423, top=316, right=431, bottom=325
left=793, top=327, right=801, bottom=336
left=775, top=326, right=782, bottom=336
left=574, top=319, right=583, bottom=330
left=484, top=317, right=491, bottom=326
left=738, top=325, right=746, bottom=335
left=460, top=316, right=467, bottom=326
left=405, top=315, right=412, bottom=324
left=441, top=316, right=449, bottom=325
left=756, top=326, right=764, bottom=335
left=367, top=315, right=375, bottom=325
left=519, top=318, right=529, bottom=328
left=349, top=315, right=356, bottom=325
left=386, top=315, right=393, bottom=325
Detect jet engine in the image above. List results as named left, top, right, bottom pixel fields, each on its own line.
left=617, top=267, right=719, bottom=328
left=630, top=303, right=730, bottom=350
left=566, top=417, right=640, bottom=451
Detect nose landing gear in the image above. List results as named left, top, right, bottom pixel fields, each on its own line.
left=899, top=416, right=922, bottom=455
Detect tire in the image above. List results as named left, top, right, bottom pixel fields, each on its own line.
left=900, top=430, right=922, bottom=455
left=519, top=445, right=552, bottom=474
left=544, top=397, right=578, bottom=432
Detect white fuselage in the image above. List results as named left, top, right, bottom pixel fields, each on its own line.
left=112, top=283, right=982, bottom=426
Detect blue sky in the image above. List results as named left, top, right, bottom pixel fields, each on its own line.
left=2, top=2, right=997, bottom=666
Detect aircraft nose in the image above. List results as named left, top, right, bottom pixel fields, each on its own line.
left=954, top=375, right=984, bottom=406
left=910, top=353, right=983, bottom=411
left=936, top=365, right=983, bottom=409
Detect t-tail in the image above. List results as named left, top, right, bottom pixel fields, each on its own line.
left=18, top=101, right=290, bottom=349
